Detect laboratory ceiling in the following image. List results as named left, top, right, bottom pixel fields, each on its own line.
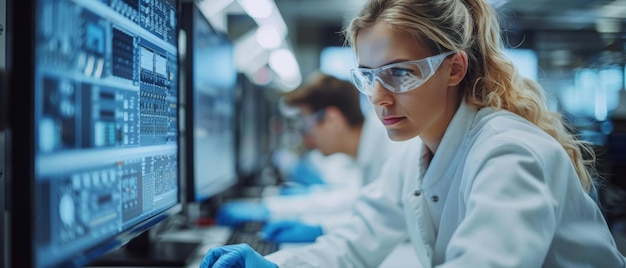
left=274, top=0, right=626, bottom=32
left=220, top=0, right=625, bottom=80
left=271, top=0, right=625, bottom=56
left=275, top=0, right=626, bottom=46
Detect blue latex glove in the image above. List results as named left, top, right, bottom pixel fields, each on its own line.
left=261, top=219, right=323, bottom=243
left=215, top=201, right=269, bottom=227
left=287, top=160, right=325, bottom=186
left=200, top=244, right=278, bottom=268
left=278, top=184, right=310, bottom=196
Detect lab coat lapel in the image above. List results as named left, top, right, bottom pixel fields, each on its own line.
left=421, top=101, right=477, bottom=189
left=403, top=101, right=478, bottom=267
left=403, top=143, right=434, bottom=268
left=409, top=191, right=436, bottom=268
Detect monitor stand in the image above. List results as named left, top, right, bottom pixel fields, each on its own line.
left=86, top=231, right=201, bottom=267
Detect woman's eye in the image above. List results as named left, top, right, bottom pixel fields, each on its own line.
left=390, top=68, right=411, bottom=77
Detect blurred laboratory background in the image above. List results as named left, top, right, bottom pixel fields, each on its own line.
left=209, top=0, right=626, bottom=130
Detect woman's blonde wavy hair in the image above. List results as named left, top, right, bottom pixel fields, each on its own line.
left=343, top=0, right=596, bottom=192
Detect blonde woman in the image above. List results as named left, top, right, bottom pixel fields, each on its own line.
left=201, top=0, right=626, bottom=267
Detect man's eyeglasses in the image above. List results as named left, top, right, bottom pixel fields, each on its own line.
left=350, top=51, right=456, bottom=96
left=294, top=109, right=326, bottom=134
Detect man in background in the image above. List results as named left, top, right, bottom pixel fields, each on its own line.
left=217, top=72, right=410, bottom=243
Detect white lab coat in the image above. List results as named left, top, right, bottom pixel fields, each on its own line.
left=264, top=113, right=406, bottom=225
left=265, top=100, right=626, bottom=267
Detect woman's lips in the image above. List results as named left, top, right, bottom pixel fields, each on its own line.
left=381, top=117, right=404, bottom=126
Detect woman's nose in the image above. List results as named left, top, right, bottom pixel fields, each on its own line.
left=369, top=80, right=393, bottom=107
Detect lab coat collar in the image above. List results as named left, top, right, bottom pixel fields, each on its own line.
left=421, top=100, right=478, bottom=189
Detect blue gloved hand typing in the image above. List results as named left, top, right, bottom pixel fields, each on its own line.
left=215, top=201, right=269, bottom=227
left=200, top=244, right=278, bottom=268
left=261, top=219, right=323, bottom=243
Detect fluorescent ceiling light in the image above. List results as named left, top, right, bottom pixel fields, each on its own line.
left=596, top=0, right=626, bottom=19
left=197, top=0, right=235, bottom=19
left=238, top=0, right=273, bottom=19
left=256, top=25, right=282, bottom=49
left=269, top=48, right=302, bottom=90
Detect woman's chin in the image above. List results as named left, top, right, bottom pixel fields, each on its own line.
left=386, top=130, right=417, bottom=142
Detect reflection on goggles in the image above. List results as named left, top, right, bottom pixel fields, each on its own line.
left=350, top=51, right=456, bottom=96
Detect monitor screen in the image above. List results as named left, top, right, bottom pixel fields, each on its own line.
left=7, top=0, right=181, bottom=267
left=181, top=3, right=238, bottom=202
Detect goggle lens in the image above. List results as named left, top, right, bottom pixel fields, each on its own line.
left=350, top=51, right=455, bottom=96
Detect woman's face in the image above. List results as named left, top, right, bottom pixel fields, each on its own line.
left=354, top=22, right=461, bottom=144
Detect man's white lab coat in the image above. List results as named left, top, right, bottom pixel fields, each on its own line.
left=265, top=100, right=626, bottom=267
left=264, top=112, right=406, bottom=222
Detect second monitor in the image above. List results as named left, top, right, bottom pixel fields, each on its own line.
left=181, top=2, right=238, bottom=206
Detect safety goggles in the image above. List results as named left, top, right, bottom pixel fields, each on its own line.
left=350, top=51, right=456, bottom=96
left=294, top=109, right=326, bottom=134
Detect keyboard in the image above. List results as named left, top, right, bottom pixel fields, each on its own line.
left=225, top=221, right=279, bottom=256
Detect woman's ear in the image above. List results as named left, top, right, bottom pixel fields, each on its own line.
left=447, top=51, right=468, bottom=87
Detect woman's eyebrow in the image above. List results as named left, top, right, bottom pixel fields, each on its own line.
left=357, top=58, right=413, bottom=69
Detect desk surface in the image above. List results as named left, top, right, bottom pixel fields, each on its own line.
left=159, top=226, right=420, bottom=268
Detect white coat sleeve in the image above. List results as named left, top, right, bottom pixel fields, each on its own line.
left=263, top=164, right=363, bottom=218
left=264, top=187, right=360, bottom=219
left=439, top=134, right=563, bottom=267
left=264, top=158, right=410, bottom=268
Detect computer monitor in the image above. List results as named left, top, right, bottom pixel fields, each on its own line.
left=6, top=0, right=186, bottom=267
left=180, top=2, right=238, bottom=204
left=1, top=1, right=6, bottom=266
left=235, top=73, right=269, bottom=182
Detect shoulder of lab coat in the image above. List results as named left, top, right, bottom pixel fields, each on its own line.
left=263, top=161, right=362, bottom=217
left=309, top=151, right=362, bottom=190
left=438, top=107, right=626, bottom=267
left=264, top=112, right=406, bottom=218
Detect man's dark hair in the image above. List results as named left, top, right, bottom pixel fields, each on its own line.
left=283, top=72, right=364, bottom=127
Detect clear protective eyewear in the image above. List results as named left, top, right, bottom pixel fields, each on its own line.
left=294, top=109, right=326, bottom=134
left=350, top=51, right=456, bottom=96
